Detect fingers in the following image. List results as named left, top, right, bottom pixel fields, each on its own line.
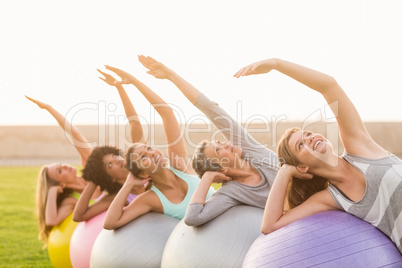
left=25, top=95, right=34, bottom=102
left=97, top=68, right=107, bottom=77
left=138, top=55, right=152, bottom=69
left=104, top=65, right=123, bottom=76
left=233, top=64, right=256, bottom=78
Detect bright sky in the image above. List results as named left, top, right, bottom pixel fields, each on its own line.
left=1, top=0, right=402, bottom=126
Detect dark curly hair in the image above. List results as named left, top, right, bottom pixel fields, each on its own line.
left=81, top=146, right=123, bottom=194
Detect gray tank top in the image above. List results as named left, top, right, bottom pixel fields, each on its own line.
left=327, top=152, right=402, bottom=253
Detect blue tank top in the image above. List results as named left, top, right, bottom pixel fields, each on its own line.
left=151, top=167, right=215, bottom=220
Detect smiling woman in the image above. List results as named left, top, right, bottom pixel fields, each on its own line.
left=97, top=58, right=215, bottom=230
left=25, top=96, right=101, bottom=248
left=235, top=57, right=402, bottom=254
left=135, top=55, right=280, bottom=227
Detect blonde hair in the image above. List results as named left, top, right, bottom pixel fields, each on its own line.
left=36, top=165, right=72, bottom=246
left=277, top=128, right=328, bottom=210
left=192, top=140, right=222, bottom=178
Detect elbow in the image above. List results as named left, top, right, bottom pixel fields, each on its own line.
left=45, top=219, right=59, bottom=227
left=261, top=224, right=277, bottom=235
left=72, top=214, right=83, bottom=222
left=323, top=76, right=339, bottom=91
left=184, top=218, right=199, bottom=227
left=103, top=220, right=119, bottom=230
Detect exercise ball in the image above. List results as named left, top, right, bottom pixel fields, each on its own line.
left=70, top=211, right=107, bottom=268
left=161, top=205, right=264, bottom=267
left=48, top=213, right=78, bottom=268
left=243, top=210, right=402, bottom=267
left=90, top=212, right=179, bottom=267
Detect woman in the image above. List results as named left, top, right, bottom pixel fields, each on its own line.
left=26, top=96, right=102, bottom=245
left=137, top=55, right=279, bottom=227
left=235, top=58, right=401, bottom=254
left=102, top=60, right=215, bottom=229
left=72, top=70, right=148, bottom=222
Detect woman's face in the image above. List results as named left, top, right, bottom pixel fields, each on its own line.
left=102, top=154, right=128, bottom=184
left=203, top=140, right=242, bottom=169
left=288, top=130, right=334, bottom=168
left=128, top=144, right=168, bottom=176
left=47, top=163, right=77, bottom=184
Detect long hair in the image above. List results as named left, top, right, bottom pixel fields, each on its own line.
left=191, top=140, right=222, bottom=178
left=36, top=165, right=72, bottom=246
left=277, top=128, right=328, bottom=210
left=81, top=146, right=123, bottom=194
left=124, top=143, right=153, bottom=191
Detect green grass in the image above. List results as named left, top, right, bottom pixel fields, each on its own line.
left=0, top=166, right=52, bottom=267
left=0, top=166, right=222, bottom=267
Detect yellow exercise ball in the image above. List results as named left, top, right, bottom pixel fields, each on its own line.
left=48, top=213, right=78, bottom=268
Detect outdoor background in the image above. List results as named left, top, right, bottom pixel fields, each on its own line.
left=1, top=0, right=402, bottom=266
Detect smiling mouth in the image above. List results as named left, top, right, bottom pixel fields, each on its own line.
left=313, top=140, right=322, bottom=151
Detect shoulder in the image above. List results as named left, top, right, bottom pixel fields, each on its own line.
left=134, top=190, right=162, bottom=210
left=306, top=189, right=339, bottom=210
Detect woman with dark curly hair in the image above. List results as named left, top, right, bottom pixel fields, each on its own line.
left=102, top=57, right=215, bottom=230
left=72, top=70, right=147, bottom=222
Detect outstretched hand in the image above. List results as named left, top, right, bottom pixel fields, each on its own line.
left=25, top=95, right=50, bottom=109
left=233, top=59, right=277, bottom=78
left=97, top=69, right=119, bottom=86
left=138, top=55, right=175, bottom=80
left=104, top=65, right=137, bottom=86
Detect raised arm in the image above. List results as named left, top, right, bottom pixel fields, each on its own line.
left=105, top=63, right=192, bottom=173
left=137, top=56, right=274, bottom=157
left=234, top=59, right=388, bottom=157
left=25, top=96, right=92, bottom=167
left=97, top=70, right=144, bottom=144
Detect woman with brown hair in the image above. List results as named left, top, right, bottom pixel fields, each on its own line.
left=235, top=58, right=401, bottom=253
left=136, top=55, right=280, bottom=227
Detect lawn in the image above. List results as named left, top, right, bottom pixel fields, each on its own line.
left=0, top=166, right=52, bottom=267
left=0, top=166, right=222, bottom=267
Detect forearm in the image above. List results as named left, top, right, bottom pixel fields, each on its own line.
left=73, top=182, right=97, bottom=222
left=274, top=59, right=337, bottom=94
left=189, top=176, right=214, bottom=205
left=45, top=190, right=59, bottom=226
left=168, top=72, right=201, bottom=104
left=103, top=182, right=132, bottom=229
left=261, top=166, right=291, bottom=234
left=130, top=78, right=174, bottom=118
left=115, top=85, right=144, bottom=143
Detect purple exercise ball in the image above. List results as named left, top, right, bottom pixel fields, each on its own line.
left=243, top=210, right=402, bottom=267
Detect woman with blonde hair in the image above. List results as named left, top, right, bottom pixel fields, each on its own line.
left=26, top=96, right=101, bottom=245
left=234, top=58, right=402, bottom=254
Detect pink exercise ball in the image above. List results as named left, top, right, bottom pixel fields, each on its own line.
left=69, top=211, right=107, bottom=268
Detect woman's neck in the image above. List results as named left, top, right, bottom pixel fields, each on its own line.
left=311, top=157, right=357, bottom=185
left=226, top=159, right=261, bottom=185
left=65, top=175, right=88, bottom=192
left=150, top=167, right=178, bottom=189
